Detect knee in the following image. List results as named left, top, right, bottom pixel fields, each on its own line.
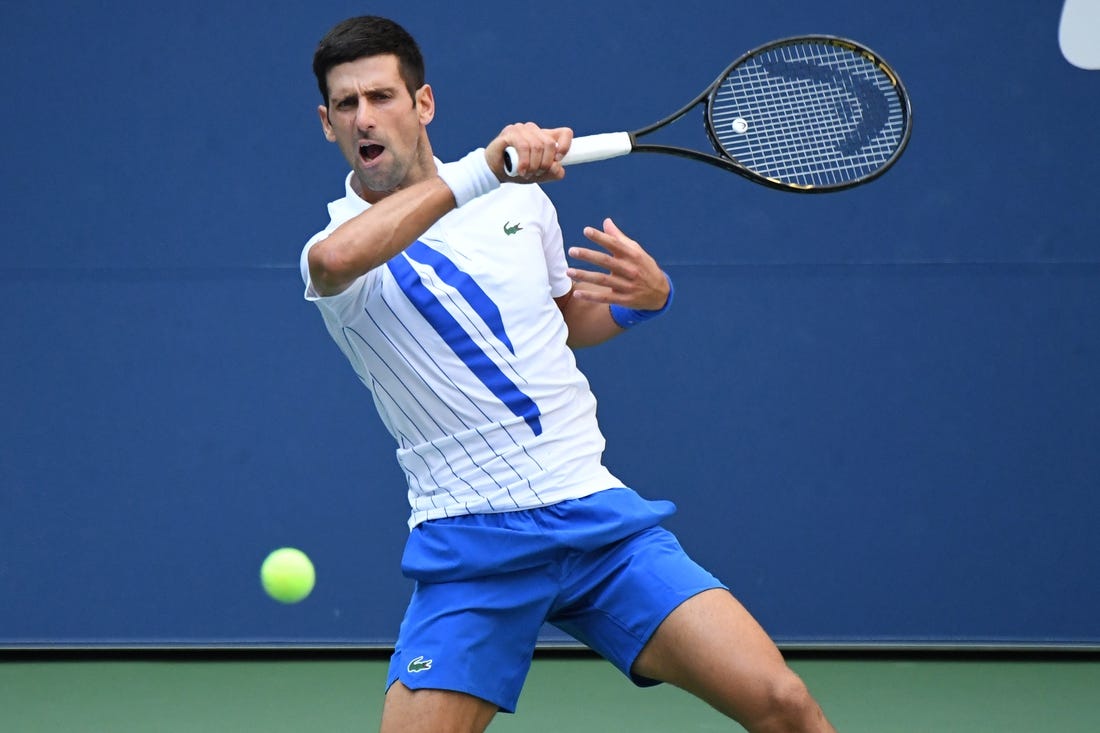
left=772, top=671, right=815, bottom=710
left=757, top=672, right=823, bottom=732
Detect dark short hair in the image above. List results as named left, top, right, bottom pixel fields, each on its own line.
left=312, top=16, right=425, bottom=106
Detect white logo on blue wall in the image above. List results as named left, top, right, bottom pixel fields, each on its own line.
left=1060, top=0, right=1100, bottom=69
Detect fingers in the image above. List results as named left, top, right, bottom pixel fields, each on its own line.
left=567, top=218, right=669, bottom=310
left=570, top=217, right=642, bottom=274
left=487, top=123, right=573, bottom=182
left=578, top=217, right=636, bottom=256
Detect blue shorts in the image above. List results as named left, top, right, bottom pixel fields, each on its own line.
left=386, top=487, right=726, bottom=713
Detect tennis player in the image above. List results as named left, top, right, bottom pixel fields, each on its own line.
left=301, top=15, right=836, bottom=733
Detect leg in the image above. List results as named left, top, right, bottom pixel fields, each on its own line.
left=379, top=681, right=497, bottom=733
left=632, top=588, right=836, bottom=733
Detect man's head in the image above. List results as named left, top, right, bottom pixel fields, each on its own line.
left=313, top=15, right=425, bottom=107
left=313, top=16, right=436, bottom=202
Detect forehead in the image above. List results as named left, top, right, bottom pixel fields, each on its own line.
left=327, top=54, right=406, bottom=96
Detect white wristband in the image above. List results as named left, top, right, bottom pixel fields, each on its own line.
left=437, top=148, right=500, bottom=208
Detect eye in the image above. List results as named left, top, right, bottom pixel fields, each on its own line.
left=334, top=96, right=357, bottom=111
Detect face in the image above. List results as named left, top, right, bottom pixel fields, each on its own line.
left=319, top=54, right=435, bottom=202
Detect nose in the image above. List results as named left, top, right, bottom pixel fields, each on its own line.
left=355, top=97, right=374, bottom=132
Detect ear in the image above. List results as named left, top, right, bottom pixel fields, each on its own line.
left=317, top=104, right=336, bottom=142
left=416, top=84, right=435, bottom=125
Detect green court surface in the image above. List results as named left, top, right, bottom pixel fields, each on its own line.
left=2, top=652, right=1098, bottom=732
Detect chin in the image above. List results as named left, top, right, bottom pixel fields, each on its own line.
left=356, top=166, right=397, bottom=190
left=349, top=169, right=398, bottom=201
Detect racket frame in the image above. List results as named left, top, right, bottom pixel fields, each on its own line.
left=503, top=35, right=912, bottom=192
left=626, top=35, right=913, bottom=192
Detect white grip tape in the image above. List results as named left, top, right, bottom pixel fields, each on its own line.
left=504, top=132, right=633, bottom=177
left=560, top=132, right=634, bottom=165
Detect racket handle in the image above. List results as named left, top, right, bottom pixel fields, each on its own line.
left=503, top=132, right=633, bottom=177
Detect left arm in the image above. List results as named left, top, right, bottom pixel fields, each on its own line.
left=556, top=218, right=671, bottom=348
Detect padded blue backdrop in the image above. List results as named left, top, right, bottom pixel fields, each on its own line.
left=1, top=0, right=1097, bottom=647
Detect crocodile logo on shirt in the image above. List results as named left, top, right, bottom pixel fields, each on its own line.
left=407, top=655, right=433, bottom=673
left=503, top=221, right=523, bottom=236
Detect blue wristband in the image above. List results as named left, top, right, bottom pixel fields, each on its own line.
left=609, top=272, right=675, bottom=329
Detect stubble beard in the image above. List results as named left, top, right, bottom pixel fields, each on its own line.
left=355, top=158, right=405, bottom=197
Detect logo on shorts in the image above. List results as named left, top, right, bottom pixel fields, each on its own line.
left=407, top=655, right=433, bottom=673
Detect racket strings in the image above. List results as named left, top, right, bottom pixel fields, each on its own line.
left=710, top=42, right=907, bottom=187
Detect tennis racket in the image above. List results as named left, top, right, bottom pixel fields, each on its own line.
left=504, top=35, right=912, bottom=192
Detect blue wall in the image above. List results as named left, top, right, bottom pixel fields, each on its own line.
left=2, top=0, right=1098, bottom=647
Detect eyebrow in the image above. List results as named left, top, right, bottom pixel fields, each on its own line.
left=331, top=83, right=399, bottom=100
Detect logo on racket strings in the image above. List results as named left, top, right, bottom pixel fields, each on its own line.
left=760, top=58, right=889, bottom=155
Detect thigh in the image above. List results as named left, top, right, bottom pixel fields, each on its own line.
left=631, top=588, right=800, bottom=722
left=380, top=680, right=497, bottom=733
left=550, top=525, right=725, bottom=683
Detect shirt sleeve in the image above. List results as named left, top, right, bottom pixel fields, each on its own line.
left=300, top=233, right=373, bottom=320
left=533, top=186, right=572, bottom=299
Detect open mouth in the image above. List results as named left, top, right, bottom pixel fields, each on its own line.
left=359, top=144, right=385, bottom=162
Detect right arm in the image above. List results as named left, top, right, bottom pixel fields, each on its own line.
left=307, top=176, right=457, bottom=296
left=308, top=124, right=573, bottom=297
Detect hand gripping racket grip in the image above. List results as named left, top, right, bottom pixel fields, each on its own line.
left=503, top=132, right=634, bottom=177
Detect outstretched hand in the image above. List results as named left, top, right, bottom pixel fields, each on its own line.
left=566, top=218, right=670, bottom=311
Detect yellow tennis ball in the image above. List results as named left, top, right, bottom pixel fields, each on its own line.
left=260, top=547, right=315, bottom=604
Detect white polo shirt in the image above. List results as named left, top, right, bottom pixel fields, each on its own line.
left=301, top=171, right=621, bottom=528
